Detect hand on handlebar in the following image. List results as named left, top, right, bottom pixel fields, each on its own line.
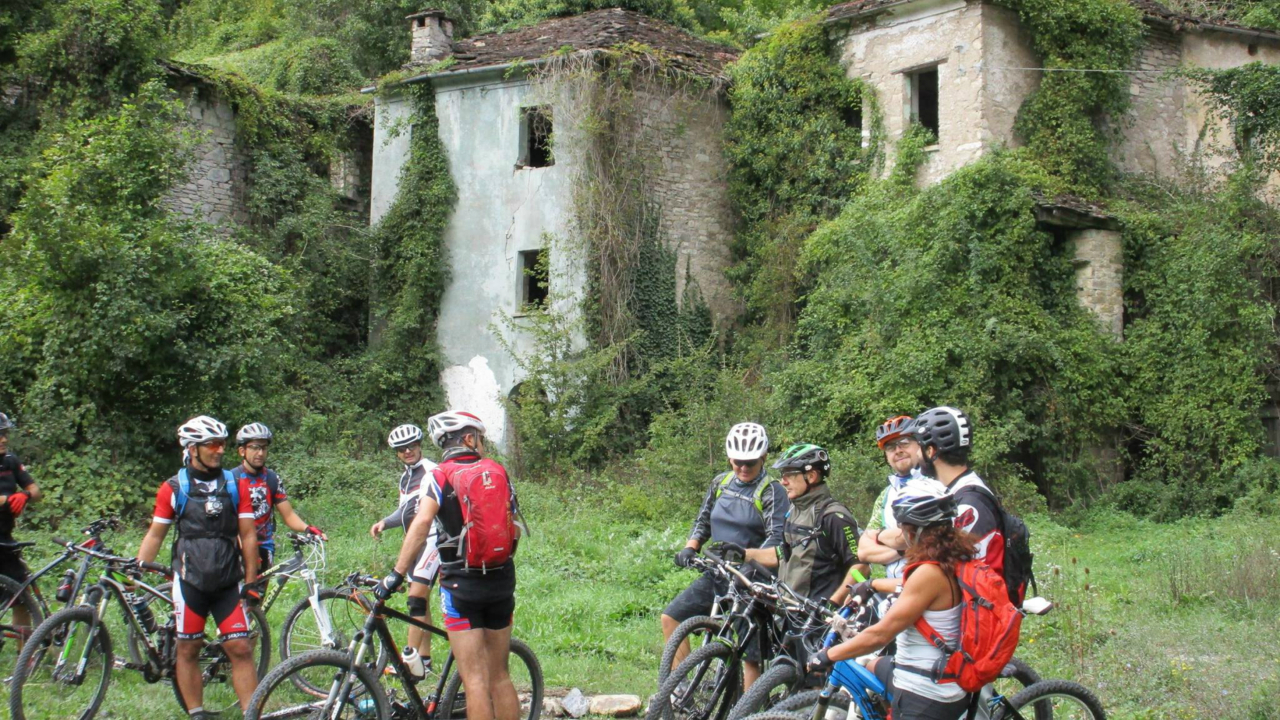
left=807, top=648, right=834, bottom=673
left=708, top=542, right=746, bottom=563
left=674, top=547, right=698, bottom=569
left=374, top=570, right=404, bottom=601
left=306, top=525, right=328, bottom=541
left=845, top=580, right=874, bottom=607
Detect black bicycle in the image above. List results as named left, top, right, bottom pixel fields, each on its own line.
left=8, top=539, right=268, bottom=719
left=245, top=574, right=543, bottom=720
left=0, top=518, right=121, bottom=685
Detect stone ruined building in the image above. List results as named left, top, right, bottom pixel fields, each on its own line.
left=824, top=0, right=1280, bottom=463
left=368, top=9, right=738, bottom=446
left=160, top=62, right=373, bottom=229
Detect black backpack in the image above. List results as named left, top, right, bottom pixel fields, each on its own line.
left=964, top=483, right=1036, bottom=606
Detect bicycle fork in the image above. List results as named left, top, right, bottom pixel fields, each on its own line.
left=303, top=570, right=339, bottom=649
left=56, top=593, right=110, bottom=684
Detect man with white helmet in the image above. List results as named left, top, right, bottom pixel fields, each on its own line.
left=663, top=421, right=788, bottom=687
left=232, top=422, right=325, bottom=571
left=377, top=410, right=523, bottom=720
left=370, top=423, right=441, bottom=677
left=137, top=415, right=259, bottom=718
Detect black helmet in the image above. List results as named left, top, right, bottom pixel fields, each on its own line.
left=891, top=491, right=957, bottom=527
left=912, top=406, right=971, bottom=454
left=0, top=413, right=14, bottom=432
left=772, top=443, right=831, bottom=477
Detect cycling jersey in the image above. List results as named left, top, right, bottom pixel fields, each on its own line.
left=865, top=470, right=945, bottom=579
left=426, top=450, right=515, bottom=603
left=231, top=466, right=286, bottom=554
left=0, top=452, right=34, bottom=539
left=382, top=457, right=439, bottom=530
left=689, top=469, right=788, bottom=550
left=153, top=466, right=253, bottom=592
left=777, top=484, right=860, bottom=600
left=946, top=471, right=1004, bottom=579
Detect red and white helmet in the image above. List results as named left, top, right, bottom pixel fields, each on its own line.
left=178, top=415, right=229, bottom=448
left=725, top=422, right=769, bottom=461
left=427, top=411, right=486, bottom=448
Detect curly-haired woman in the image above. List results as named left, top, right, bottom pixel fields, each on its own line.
left=809, top=489, right=979, bottom=720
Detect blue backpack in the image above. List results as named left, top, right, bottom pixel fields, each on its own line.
left=174, top=468, right=239, bottom=518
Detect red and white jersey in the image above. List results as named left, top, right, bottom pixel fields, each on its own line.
left=947, top=471, right=1005, bottom=579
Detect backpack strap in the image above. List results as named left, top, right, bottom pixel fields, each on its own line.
left=713, top=471, right=776, bottom=515
left=174, top=468, right=239, bottom=518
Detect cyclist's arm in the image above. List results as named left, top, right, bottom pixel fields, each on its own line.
left=138, top=482, right=175, bottom=564
left=825, top=564, right=948, bottom=662
left=393, top=495, right=440, bottom=575
left=236, top=477, right=258, bottom=582
left=744, top=547, right=777, bottom=567
left=827, top=510, right=869, bottom=599
left=275, top=500, right=309, bottom=533
left=687, top=477, right=719, bottom=547
left=858, top=529, right=902, bottom=564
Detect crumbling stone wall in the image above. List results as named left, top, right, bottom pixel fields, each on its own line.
left=1110, top=25, right=1185, bottom=176
left=635, top=84, right=737, bottom=325
left=1070, top=228, right=1123, bottom=338
left=165, top=86, right=249, bottom=227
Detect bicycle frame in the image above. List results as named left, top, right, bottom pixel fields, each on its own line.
left=57, top=567, right=173, bottom=683
left=2, top=527, right=114, bottom=617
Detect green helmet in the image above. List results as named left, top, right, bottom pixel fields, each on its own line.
left=772, top=443, right=831, bottom=477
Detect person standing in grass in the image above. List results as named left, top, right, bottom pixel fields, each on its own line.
left=772, top=443, right=868, bottom=602
left=664, top=421, right=788, bottom=688
left=377, top=410, right=523, bottom=720
left=137, top=415, right=259, bottom=719
left=0, top=412, right=41, bottom=584
left=370, top=423, right=441, bottom=678
left=231, top=422, right=325, bottom=572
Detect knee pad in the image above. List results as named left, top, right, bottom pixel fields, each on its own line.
left=407, top=596, right=428, bottom=617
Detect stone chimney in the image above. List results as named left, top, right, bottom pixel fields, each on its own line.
left=407, top=10, right=454, bottom=65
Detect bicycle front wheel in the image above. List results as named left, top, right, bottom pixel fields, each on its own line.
left=279, top=587, right=388, bottom=696
left=648, top=640, right=743, bottom=720
left=660, top=615, right=725, bottom=686
left=726, top=661, right=801, bottom=720
left=440, top=636, right=544, bottom=720
left=246, top=648, right=388, bottom=720
left=0, top=574, right=45, bottom=687
left=8, top=605, right=112, bottom=720
left=992, top=679, right=1107, bottom=720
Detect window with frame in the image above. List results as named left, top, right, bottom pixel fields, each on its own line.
left=517, top=249, right=549, bottom=309
left=908, top=66, right=940, bottom=140
left=518, top=106, right=554, bottom=168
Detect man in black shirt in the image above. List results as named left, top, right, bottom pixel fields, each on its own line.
left=772, top=444, right=866, bottom=602
left=0, top=412, right=42, bottom=583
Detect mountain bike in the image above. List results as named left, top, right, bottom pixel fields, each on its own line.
left=0, top=518, right=121, bottom=685
left=727, top=591, right=1047, bottom=720
left=8, top=539, right=268, bottom=719
left=659, top=553, right=740, bottom=687
left=740, top=595, right=1097, bottom=720
left=245, top=575, right=543, bottom=720
left=647, top=554, right=810, bottom=720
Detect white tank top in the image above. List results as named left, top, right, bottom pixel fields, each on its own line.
left=893, top=603, right=966, bottom=702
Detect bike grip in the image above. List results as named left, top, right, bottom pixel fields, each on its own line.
left=849, top=567, right=867, bottom=583
left=141, top=561, right=173, bottom=577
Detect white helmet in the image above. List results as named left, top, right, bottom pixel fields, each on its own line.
left=236, top=422, right=273, bottom=446
left=427, top=411, right=486, bottom=448
left=387, top=424, right=424, bottom=449
left=725, top=422, right=769, bottom=461
left=178, top=415, right=229, bottom=448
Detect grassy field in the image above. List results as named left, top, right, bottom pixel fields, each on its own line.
left=4, top=465, right=1279, bottom=719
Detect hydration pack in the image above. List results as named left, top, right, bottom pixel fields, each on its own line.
left=174, top=468, right=239, bottom=518
left=960, top=483, right=1036, bottom=605
left=904, top=559, right=1022, bottom=693
left=435, top=458, right=519, bottom=570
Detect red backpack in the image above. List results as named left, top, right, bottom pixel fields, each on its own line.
left=435, top=458, right=519, bottom=570
left=904, top=559, right=1022, bottom=692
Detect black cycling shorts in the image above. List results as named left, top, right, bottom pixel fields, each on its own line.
left=439, top=586, right=514, bottom=632
left=663, top=572, right=764, bottom=664
left=174, top=580, right=251, bottom=641
left=0, top=545, right=28, bottom=582
left=873, top=657, right=973, bottom=720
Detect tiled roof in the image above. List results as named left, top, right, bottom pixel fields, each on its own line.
left=828, top=0, right=1280, bottom=36
left=423, top=8, right=739, bottom=79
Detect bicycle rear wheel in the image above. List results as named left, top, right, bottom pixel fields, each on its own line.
left=439, top=637, right=544, bottom=720
left=279, top=587, right=389, bottom=696
left=245, top=648, right=389, bottom=720
left=648, top=640, right=743, bottom=720
left=0, top=574, right=44, bottom=687
left=992, top=679, right=1107, bottom=720
left=8, top=605, right=112, bottom=720
left=660, top=615, right=725, bottom=686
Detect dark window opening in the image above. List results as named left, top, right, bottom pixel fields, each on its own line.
left=1249, top=43, right=1259, bottom=56
left=842, top=102, right=863, bottom=138
left=518, top=249, right=549, bottom=309
left=910, top=67, right=940, bottom=140
left=520, top=106, right=554, bottom=168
